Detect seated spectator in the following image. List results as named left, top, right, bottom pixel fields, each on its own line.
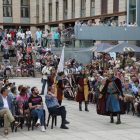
left=1, top=37, right=7, bottom=51
left=17, top=51, right=23, bottom=65
left=122, top=77, right=132, bottom=89
left=32, top=44, right=37, bottom=55
left=40, top=59, right=46, bottom=70
left=16, top=63, right=22, bottom=77
left=29, top=87, right=46, bottom=132
left=9, top=86, right=18, bottom=100
left=123, top=82, right=134, bottom=103
left=0, top=80, right=3, bottom=92
left=27, top=57, right=33, bottom=64
left=134, top=86, right=140, bottom=115
left=15, top=46, right=20, bottom=56
left=2, top=51, right=10, bottom=64
left=6, top=62, right=14, bottom=77
left=16, top=87, right=30, bottom=125
left=65, top=82, right=74, bottom=99
left=132, top=79, right=139, bottom=93
left=21, top=61, right=29, bottom=77
left=24, top=52, right=30, bottom=61
left=107, top=20, right=111, bottom=26
left=17, top=85, right=23, bottom=94
left=111, top=20, right=116, bottom=26
left=36, top=52, right=41, bottom=60
left=8, top=44, right=15, bottom=57
left=0, top=87, right=20, bottom=135
left=7, top=37, right=12, bottom=44
left=46, top=45, right=51, bottom=53
left=130, top=64, right=138, bottom=73
left=28, top=61, right=35, bottom=77
left=45, top=86, right=70, bottom=129
left=22, top=47, right=27, bottom=60
left=3, top=79, right=9, bottom=87
left=1, top=62, right=6, bottom=73
left=36, top=59, right=42, bottom=73
left=4, top=42, right=9, bottom=53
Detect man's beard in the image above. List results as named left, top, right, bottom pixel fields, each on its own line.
left=35, top=92, right=39, bottom=95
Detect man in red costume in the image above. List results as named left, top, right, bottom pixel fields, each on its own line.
left=97, top=70, right=125, bottom=124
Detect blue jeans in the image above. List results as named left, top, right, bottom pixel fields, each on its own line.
left=36, top=67, right=42, bottom=73
left=4, top=49, right=9, bottom=53
left=41, top=79, right=47, bottom=94
left=31, top=107, right=44, bottom=125
left=26, top=37, right=30, bottom=43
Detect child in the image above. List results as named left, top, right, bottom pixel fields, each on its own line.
left=65, top=82, right=74, bottom=99
left=16, top=63, right=21, bottom=77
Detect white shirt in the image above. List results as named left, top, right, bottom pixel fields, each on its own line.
left=17, top=40, right=22, bottom=44
left=36, top=62, right=40, bottom=68
left=46, top=48, right=51, bottom=52
left=71, top=68, right=78, bottom=74
left=2, top=96, right=9, bottom=109
left=131, top=57, right=136, bottom=62
left=16, top=32, right=21, bottom=38
left=26, top=31, right=31, bottom=38
left=20, top=33, right=25, bottom=39
left=115, top=60, right=120, bottom=68
left=42, top=66, right=52, bottom=80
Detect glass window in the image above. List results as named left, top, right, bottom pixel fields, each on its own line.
left=56, top=2, right=59, bottom=14
left=64, top=0, right=67, bottom=13
left=129, top=0, right=136, bottom=23
left=3, top=6, right=12, bottom=17
left=3, top=0, right=12, bottom=5
left=21, top=0, right=30, bottom=6
left=49, top=4, right=52, bottom=16
left=21, top=7, right=30, bottom=17
left=72, top=0, right=75, bottom=12
left=91, top=0, right=95, bottom=8
left=81, top=0, right=86, bottom=10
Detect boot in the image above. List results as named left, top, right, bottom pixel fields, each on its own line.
left=85, top=102, right=89, bottom=112
left=110, top=113, right=114, bottom=123
left=116, top=114, right=121, bottom=124
left=79, top=102, right=82, bottom=111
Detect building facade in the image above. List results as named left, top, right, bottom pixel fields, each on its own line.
left=0, top=0, right=127, bottom=38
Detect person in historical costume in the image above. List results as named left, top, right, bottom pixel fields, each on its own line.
left=96, top=55, right=101, bottom=67
left=75, top=69, right=90, bottom=111
left=55, top=72, right=65, bottom=105
left=47, top=68, right=55, bottom=91
left=97, top=70, right=125, bottom=124
left=92, top=56, right=97, bottom=69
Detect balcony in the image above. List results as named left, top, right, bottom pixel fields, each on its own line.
left=74, top=26, right=140, bottom=41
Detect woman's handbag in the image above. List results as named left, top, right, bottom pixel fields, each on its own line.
left=24, top=94, right=29, bottom=110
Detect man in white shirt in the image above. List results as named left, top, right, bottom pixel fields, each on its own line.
left=26, top=28, right=31, bottom=43
left=71, top=64, right=78, bottom=74
left=40, top=61, right=52, bottom=95
left=17, top=37, right=23, bottom=51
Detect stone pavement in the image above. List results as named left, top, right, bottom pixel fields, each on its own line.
left=0, top=78, right=140, bottom=140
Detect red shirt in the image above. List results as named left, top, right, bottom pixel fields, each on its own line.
left=9, top=31, right=14, bottom=38
left=26, top=60, right=33, bottom=64
left=7, top=40, right=12, bottom=44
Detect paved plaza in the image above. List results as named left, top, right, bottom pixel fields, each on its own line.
left=0, top=78, right=140, bottom=140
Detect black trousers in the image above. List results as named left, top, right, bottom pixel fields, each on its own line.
left=29, top=70, right=35, bottom=77
left=9, top=50, right=15, bottom=57
left=48, top=106, right=66, bottom=123
left=58, top=100, right=62, bottom=105
left=1, top=45, right=4, bottom=51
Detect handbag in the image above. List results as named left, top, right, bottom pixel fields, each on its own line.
left=24, top=94, right=29, bottom=110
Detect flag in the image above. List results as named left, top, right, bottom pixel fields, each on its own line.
left=58, top=46, right=65, bottom=72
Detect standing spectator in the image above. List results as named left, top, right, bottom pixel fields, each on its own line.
left=20, top=30, right=25, bottom=45
left=107, top=20, right=111, bottom=26
left=111, top=20, right=116, bottom=26
left=0, top=87, right=20, bottom=135
left=29, top=87, right=46, bottom=132
left=13, top=29, right=17, bottom=41
left=47, top=30, right=52, bottom=45
left=36, top=28, right=42, bottom=45
left=42, top=31, right=47, bottom=47
left=132, top=55, right=136, bottom=62
left=119, top=22, right=123, bottom=26
left=26, top=28, right=31, bottom=43
left=0, top=28, right=3, bottom=42
left=9, top=28, right=14, bottom=40
left=75, top=20, right=81, bottom=26
left=123, top=21, right=127, bottom=26
left=82, top=22, right=87, bottom=26
left=18, top=26, right=22, bottom=32
left=1, top=37, right=7, bottom=51
left=21, top=61, right=29, bottom=77
left=54, top=30, right=60, bottom=47
left=115, top=57, right=120, bottom=69
left=40, top=61, right=52, bottom=95
left=88, top=20, right=93, bottom=26
left=126, top=57, right=134, bottom=67
left=28, top=61, right=35, bottom=77
left=67, top=24, right=74, bottom=37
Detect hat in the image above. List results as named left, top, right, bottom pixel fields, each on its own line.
left=108, top=70, right=114, bottom=75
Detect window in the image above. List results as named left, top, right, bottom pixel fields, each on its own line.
left=56, top=2, right=59, bottom=14
left=3, top=0, right=12, bottom=17
left=3, top=0, right=12, bottom=5
left=49, top=4, right=52, bottom=16
left=21, top=0, right=30, bottom=18
left=21, top=0, right=30, bottom=6
left=21, top=7, right=30, bottom=17
left=64, top=0, right=67, bottom=13
left=81, top=0, right=86, bottom=10
left=91, top=0, right=95, bottom=8
left=72, top=0, right=75, bottom=12
left=101, top=0, right=107, bottom=14
left=113, top=0, right=119, bottom=13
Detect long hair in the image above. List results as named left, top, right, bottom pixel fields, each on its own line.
left=20, top=87, right=27, bottom=96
